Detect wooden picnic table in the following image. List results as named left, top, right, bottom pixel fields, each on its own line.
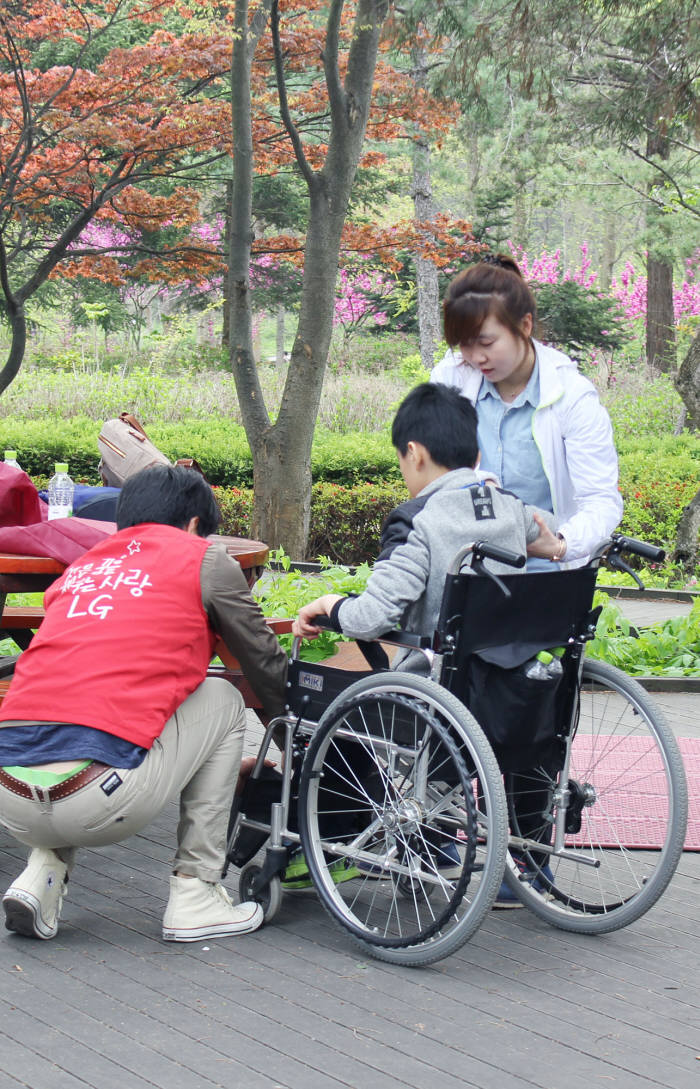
left=0, top=534, right=274, bottom=651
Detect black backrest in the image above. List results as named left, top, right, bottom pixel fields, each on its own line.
left=436, top=566, right=599, bottom=663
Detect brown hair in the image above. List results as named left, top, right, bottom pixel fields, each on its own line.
left=443, top=254, right=537, bottom=349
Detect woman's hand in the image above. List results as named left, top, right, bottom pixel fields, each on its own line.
left=527, top=513, right=567, bottom=562
left=292, top=594, right=343, bottom=639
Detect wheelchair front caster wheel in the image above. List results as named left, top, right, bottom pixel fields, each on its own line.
left=238, top=863, right=282, bottom=922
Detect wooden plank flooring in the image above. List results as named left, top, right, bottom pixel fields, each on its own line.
left=1, top=694, right=698, bottom=1089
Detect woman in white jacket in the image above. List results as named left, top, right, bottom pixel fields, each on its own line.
left=431, top=254, right=623, bottom=567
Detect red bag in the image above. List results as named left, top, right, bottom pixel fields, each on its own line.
left=0, top=463, right=45, bottom=527
left=0, top=518, right=114, bottom=565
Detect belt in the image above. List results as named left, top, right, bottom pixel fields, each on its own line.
left=0, top=762, right=111, bottom=802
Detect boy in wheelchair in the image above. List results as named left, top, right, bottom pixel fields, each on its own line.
left=293, top=382, right=564, bottom=659
left=291, top=383, right=566, bottom=897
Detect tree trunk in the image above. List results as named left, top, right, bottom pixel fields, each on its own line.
left=673, top=328, right=699, bottom=429
left=645, top=117, right=676, bottom=372
left=599, top=211, right=617, bottom=293
left=229, top=0, right=389, bottom=558
left=411, top=44, right=440, bottom=373
left=250, top=177, right=349, bottom=556
left=0, top=300, right=26, bottom=397
left=275, top=304, right=285, bottom=367
left=674, top=489, right=700, bottom=570
left=222, top=179, right=232, bottom=349
left=646, top=256, right=676, bottom=372
left=673, top=330, right=699, bottom=567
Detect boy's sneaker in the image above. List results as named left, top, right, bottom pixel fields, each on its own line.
left=493, top=860, right=554, bottom=910
left=162, top=876, right=263, bottom=941
left=281, top=851, right=360, bottom=892
left=3, top=848, right=68, bottom=940
left=432, top=841, right=464, bottom=880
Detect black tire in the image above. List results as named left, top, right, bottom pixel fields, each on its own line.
left=503, top=659, right=688, bottom=933
left=298, top=672, right=508, bottom=966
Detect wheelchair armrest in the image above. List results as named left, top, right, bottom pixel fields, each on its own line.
left=374, top=630, right=433, bottom=650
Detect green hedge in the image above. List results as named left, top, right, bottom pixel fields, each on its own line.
left=216, top=480, right=408, bottom=564
left=0, top=417, right=400, bottom=486
left=617, top=434, right=699, bottom=548
left=4, top=416, right=697, bottom=565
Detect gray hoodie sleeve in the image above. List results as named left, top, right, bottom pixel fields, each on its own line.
left=336, top=522, right=432, bottom=640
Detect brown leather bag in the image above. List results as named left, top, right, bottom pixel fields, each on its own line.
left=97, top=414, right=207, bottom=487
left=97, top=413, right=171, bottom=487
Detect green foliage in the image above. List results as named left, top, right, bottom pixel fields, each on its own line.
left=587, top=592, right=700, bottom=677
left=398, top=353, right=430, bottom=386
left=212, top=485, right=254, bottom=535
left=0, top=592, right=44, bottom=656
left=0, top=417, right=401, bottom=487
left=306, top=481, right=407, bottom=563
left=617, top=434, right=699, bottom=547
left=216, top=480, right=407, bottom=563
left=253, top=549, right=372, bottom=662
left=533, top=280, right=626, bottom=355
left=310, top=432, right=399, bottom=484
left=606, top=375, right=684, bottom=437
left=328, top=331, right=417, bottom=374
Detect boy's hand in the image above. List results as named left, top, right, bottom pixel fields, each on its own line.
left=527, top=513, right=567, bottom=561
left=292, top=594, right=343, bottom=638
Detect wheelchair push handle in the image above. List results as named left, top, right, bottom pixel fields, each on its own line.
left=472, top=541, right=527, bottom=568
left=604, top=534, right=666, bottom=591
left=610, top=534, right=666, bottom=564
left=448, top=541, right=526, bottom=575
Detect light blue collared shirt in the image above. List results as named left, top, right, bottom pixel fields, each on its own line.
left=476, top=360, right=554, bottom=572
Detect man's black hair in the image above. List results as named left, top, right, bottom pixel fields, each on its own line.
left=116, top=465, right=220, bottom=537
left=391, top=383, right=479, bottom=469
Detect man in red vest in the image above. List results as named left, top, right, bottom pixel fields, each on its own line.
left=0, top=466, right=288, bottom=942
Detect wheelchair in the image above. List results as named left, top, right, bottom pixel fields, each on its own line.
left=226, top=535, right=688, bottom=967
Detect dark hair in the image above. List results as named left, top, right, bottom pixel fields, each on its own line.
left=391, top=383, right=479, bottom=469
left=116, top=465, right=220, bottom=537
left=443, top=253, right=537, bottom=349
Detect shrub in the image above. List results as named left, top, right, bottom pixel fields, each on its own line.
left=617, top=434, right=699, bottom=547
left=606, top=375, right=684, bottom=438
left=215, top=479, right=408, bottom=562
left=306, top=481, right=407, bottom=563
left=1, top=418, right=400, bottom=487
left=534, top=280, right=626, bottom=355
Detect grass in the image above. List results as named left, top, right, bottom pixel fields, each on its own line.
left=0, top=359, right=407, bottom=434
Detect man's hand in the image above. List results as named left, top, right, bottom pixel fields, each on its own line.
left=527, top=513, right=567, bottom=561
left=292, top=594, right=343, bottom=639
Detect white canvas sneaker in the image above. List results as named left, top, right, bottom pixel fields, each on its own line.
left=3, top=848, right=69, bottom=940
left=162, top=876, right=264, bottom=942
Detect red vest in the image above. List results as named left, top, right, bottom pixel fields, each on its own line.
left=0, top=524, right=216, bottom=748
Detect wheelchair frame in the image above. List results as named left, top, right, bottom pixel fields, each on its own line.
left=226, top=535, right=688, bottom=967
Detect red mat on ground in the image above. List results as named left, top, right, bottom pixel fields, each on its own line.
left=566, top=736, right=699, bottom=851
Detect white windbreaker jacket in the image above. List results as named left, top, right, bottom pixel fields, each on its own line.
left=430, top=341, right=623, bottom=564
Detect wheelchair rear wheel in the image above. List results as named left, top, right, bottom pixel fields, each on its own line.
left=298, top=673, right=508, bottom=966
left=503, top=660, right=688, bottom=933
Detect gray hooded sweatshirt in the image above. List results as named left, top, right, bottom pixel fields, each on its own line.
left=333, top=468, right=556, bottom=668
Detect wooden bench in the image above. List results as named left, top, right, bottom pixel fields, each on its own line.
left=0, top=605, right=46, bottom=650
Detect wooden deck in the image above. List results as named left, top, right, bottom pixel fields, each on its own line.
left=1, top=688, right=698, bottom=1089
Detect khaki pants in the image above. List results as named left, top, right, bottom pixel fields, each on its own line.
left=0, top=678, right=246, bottom=883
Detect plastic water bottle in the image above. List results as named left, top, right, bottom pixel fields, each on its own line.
left=3, top=450, right=21, bottom=470
left=524, top=649, right=564, bottom=681
left=47, top=463, right=74, bottom=520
